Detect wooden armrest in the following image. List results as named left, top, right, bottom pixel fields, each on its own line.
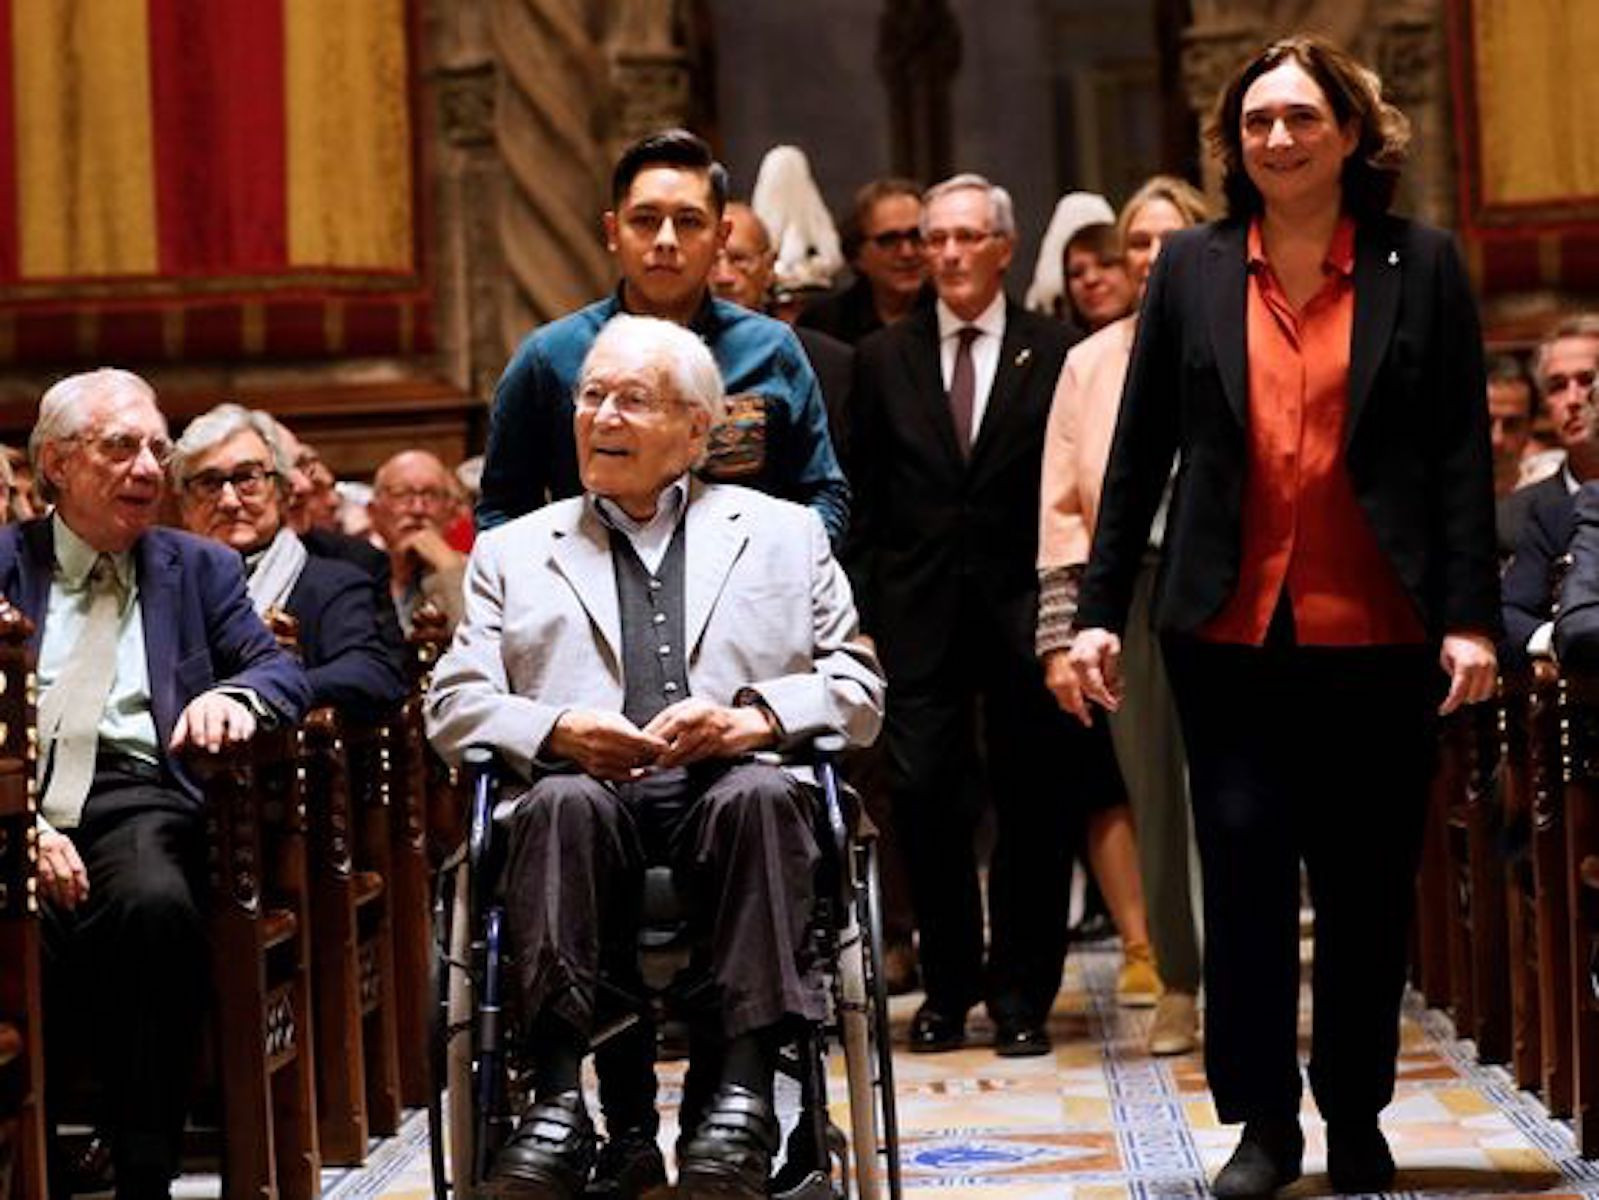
left=0, top=1018, right=22, bottom=1066
left=352, top=871, right=385, bottom=906
left=261, top=908, right=299, bottom=949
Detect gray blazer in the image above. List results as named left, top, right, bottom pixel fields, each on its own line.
left=425, top=480, right=885, bottom=782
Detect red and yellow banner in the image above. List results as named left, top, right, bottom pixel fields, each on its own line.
left=0, top=0, right=426, bottom=364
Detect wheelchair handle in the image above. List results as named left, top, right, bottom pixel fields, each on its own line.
left=813, top=733, right=847, bottom=757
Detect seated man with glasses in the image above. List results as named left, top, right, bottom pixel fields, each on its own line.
left=0, top=369, right=311, bottom=1200
left=172, top=404, right=406, bottom=716
left=1502, top=315, right=1599, bottom=667
left=427, top=314, right=884, bottom=1199
left=369, top=449, right=468, bottom=634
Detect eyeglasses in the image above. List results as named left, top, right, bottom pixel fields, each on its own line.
left=923, top=228, right=995, bottom=251
left=867, top=227, right=923, bottom=252
left=377, top=484, right=452, bottom=507
left=716, top=249, right=767, bottom=272
left=1545, top=369, right=1597, bottom=396
left=574, top=383, right=686, bottom=418
left=69, top=430, right=174, bottom=468
left=184, top=462, right=278, bottom=502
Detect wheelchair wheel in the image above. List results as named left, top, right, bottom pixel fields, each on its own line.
left=859, top=838, right=903, bottom=1199
left=836, top=836, right=902, bottom=1199
left=429, top=852, right=479, bottom=1200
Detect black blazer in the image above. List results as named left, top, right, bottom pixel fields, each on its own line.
left=302, top=525, right=406, bottom=656
left=1501, top=478, right=1578, bottom=667
left=283, top=553, right=408, bottom=716
left=1077, top=215, right=1500, bottom=643
left=1555, top=484, right=1599, bottom=668
left=844, top=301, right=1073, bottom=680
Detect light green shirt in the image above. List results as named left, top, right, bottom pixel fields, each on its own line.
left=37, top=514, right=160, bottom=777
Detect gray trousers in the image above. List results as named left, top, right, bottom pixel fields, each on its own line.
left=500, top=760, right=826, bottom=1047
left=1106, top=559, right=1203, bottom=993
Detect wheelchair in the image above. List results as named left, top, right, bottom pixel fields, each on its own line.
left=428, top=735, right=903, bottom=1199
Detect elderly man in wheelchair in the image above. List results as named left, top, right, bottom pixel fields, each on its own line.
left=426, top=314, right=885, bottom=1199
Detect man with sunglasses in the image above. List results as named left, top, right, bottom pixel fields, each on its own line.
left=0, top=369, right=310, bottom=1200
left=477, top=129, right=847, bottom=543
left=798, top=177, right=934, bottom=346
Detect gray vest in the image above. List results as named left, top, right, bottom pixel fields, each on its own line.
left=611, top=522, right=692, bottom=728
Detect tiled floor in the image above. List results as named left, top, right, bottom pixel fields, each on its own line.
left=292, top=943, right=1599, bottom=1199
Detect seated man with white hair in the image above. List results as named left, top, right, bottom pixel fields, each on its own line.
left=1, top=369, right=310, bottom=1200
left=427, top=314, right=884, bottom=1199
left=171, top=403, right=406, bottom=715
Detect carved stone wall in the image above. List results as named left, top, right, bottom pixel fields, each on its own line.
left=489, top=0, right=617, bottom=359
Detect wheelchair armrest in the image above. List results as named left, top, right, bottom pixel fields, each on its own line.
left=463, top=746, right=498, bottom=925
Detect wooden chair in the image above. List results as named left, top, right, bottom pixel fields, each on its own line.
left=1561, top=662, right=1599, bottom=1152
left=301, top=705, right=400, bottom=1161
left=202, top=711, right=321, bottom=1200
left=1414, top=740, right=1455, bottom=1009
left=1438, top=700, right=1511, bottom=1062
left=0, top=600, right=44, bottom=1200
left=1498, top=666, right=1545, bottom=1091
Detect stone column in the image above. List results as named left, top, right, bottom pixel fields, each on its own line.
left=489, top=0, right=617, bottom=358
left=427, top=0, right=508, bottom=402
left=877, top=0, right=962, bottom=185
left=607, top=0, right=699, bottom=153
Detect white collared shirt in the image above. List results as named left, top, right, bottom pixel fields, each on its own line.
left=936, top=291, right=1008, bottom=441
left=593, top=475, right=690, bottom=574
left=37, top=514, right=159, bottom=769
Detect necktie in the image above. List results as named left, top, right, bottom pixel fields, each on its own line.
left=948, top=326, right=981, bottom=456
left=39, top=555, right=125, bottom=828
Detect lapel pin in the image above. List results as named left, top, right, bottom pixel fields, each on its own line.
left=1387, top=250, right=1399, bottom=266
left=1015, top=348, right=1032, bottom=368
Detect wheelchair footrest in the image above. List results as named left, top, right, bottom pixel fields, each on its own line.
left=770, top=1168, right=837, bottom=1200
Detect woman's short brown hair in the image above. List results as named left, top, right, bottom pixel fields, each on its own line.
left=1205, top=35, right=1410, bottom=222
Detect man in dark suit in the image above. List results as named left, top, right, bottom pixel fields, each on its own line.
left=6, top=370, right=310, bottom=1200
left=847, top=173, right=1116, bottom=1057
left=172, top=404, right=407, bottom=717
left=1496, top=320, right=1599, bottom=559
left=798, top=177, right=933, bottom=346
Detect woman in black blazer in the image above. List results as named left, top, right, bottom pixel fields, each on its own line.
left=1066, top=36, right=1499, bottom=1198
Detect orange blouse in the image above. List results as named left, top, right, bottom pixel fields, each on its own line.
left=1201, top=216, right=1425, bottom=647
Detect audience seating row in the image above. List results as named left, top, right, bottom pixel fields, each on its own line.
left=1421, top=654, right=1599, bottom=1157
left=0, top=599, right=456, bottom=1200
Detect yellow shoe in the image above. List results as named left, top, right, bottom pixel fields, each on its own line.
left=1148, top=990, right=1198, bottom=1055
left=1116, top=944, right=1160, bottom=1008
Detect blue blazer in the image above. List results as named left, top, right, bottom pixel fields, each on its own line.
left=284, top=553, right=407, bottom=715
left=1502, top=481, right=1580, bottom=668
left=0, top=519, right=313, bottom=803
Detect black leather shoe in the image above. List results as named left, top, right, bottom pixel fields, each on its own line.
left=993, top=1017, right=1051, bottom=1058
left=488, top=1091, right=597, bottom=1198
left=1327, top=1121, right=1394, bottom=1195
left=676, top=1084, right=779, bottom=1198
left=1212, top=1118, right=1304, bottom=1199
left=584, top=1124, right=665, bottom=1198
left=908, top=1003, right=967, bottom=1053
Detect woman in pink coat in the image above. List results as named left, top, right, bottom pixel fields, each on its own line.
left=1037, top=176, right=1211, bottom=1056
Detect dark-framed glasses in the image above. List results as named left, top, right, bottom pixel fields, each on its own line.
left=868, top=226, right=923, bottom=252
left=377, top=483, right=452, bottom=507
left=185, top=462, right=278, bottom=502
